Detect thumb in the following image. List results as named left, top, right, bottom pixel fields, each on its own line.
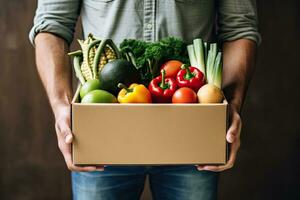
left=226, top=114, right=241, bottom=143
left=226, top=129, right=235, bottom=143
left=65, top=131, right=73, bottom=144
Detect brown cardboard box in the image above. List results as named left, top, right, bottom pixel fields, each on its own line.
left=72, top=86, right=228, bottom=165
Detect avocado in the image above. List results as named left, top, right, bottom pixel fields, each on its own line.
left=99, top=59, right=139, bottom=94
left=81, top=90, right=117, bottom=103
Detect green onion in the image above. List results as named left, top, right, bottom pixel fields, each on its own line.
left=204, top=42, right=208, bottom=65
left=193, top=38, right=205, bottom=75
left=206, top=43, right=217, bottom=84
left=187, top=44, right=198, bottom=67
left=212, top=52, right=222, bottom=89
left=187, top=38, right=223, bottom=89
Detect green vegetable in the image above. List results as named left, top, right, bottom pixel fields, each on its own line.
left=81, top=90, right=117, bottom=103
left=119, top=37, right=189, bottom=85
left=68, top=50, right=82, bottom=57
left=212, top=52, right=222, bottom=89
left=204, top=42, right=208, bottom=68
left=87, top=39, right=101, bottom=68
left=187, top=44, right=197, bottom=67
left=187, top=39, right=223, bottom=89
left=80, top=79, right=101, bottom=99
left=73, top=56, right=85, bottom=85
left=78, top=38, right=94, bottom=81
left=119, top=39, right=147, bottom=67
left=92, top=39, right=121, bottom=79
left=192, top=38, right=205, bottom=75
left=92, top=39, right=109, bottom=79
left=98, top=59, right=139, bottom=95
left=206, top=43, right=217, bottom=84
left=69, top=33, right=120, bottom=82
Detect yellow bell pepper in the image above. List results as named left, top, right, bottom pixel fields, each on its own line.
left=117, top=83, right=152, bottom=103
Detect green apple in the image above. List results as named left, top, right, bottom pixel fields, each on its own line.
left=80, top=79, right=101, bottom=99
left=81, top=90, right=117, bottom=103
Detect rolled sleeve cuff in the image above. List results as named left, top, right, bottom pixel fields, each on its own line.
left=218, top=27, right=261, bottom=45
left=29, top=19, right=74, bottom=46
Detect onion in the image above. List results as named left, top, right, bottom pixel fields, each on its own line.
left=197, top=84, right=224, bottom=103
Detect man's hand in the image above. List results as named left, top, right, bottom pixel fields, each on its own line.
left=197, top=39, right=256, bottom=172
left=197, top=104, right=241, bottom=172
left=55, top=105, right=104, bottom=172
left=35, top=33, right=104, bottom=172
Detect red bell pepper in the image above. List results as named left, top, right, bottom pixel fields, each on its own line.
left=176, top=64, right=205, bottom=92
left=148, top=70, right=177, bottom=103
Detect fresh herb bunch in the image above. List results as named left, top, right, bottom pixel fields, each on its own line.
left=119, top=37, right=189, bottom=85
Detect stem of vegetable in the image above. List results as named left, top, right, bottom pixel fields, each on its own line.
left=118, top=83, right=133, bottom=93
left=124, top=52, right=130, bottom=62
left=206, top=43, right=217, bottom=84
left=68, top=50, right=83, bottom=57
left=187, top=44, right=198, bottom=67
left=128, top=52, right=138, bottom=69
left=193, top=38, right=205, bottom=75
left=152, top=59, right=160, bottom=77
left=204, top=42, right=208, bottom=63
left=181, top=64, right=194, bottom=80
left=213, top=52, right=222, bottom=89
left=159, top=70, right=168, bottom=89
left=147, top=59, right=154, bottom=79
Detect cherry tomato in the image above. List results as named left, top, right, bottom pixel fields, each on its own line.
left=172, top=87, right=198, bottom=103
left=160, top=60, right=183, bottom=78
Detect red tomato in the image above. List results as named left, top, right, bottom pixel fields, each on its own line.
left=172, top=87, right=198, bottom=103
left=160, top=60, right=183, bottom=77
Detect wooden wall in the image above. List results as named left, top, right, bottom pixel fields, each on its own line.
left=0, top=0, right=299, bottom=199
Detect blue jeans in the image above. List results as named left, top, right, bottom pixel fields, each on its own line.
left=72, top=166, right=218, bottom=200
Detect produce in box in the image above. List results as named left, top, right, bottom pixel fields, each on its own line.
left=176, top=64, right=205, bottom=92
left=187, top=38, right=224, bottom=103
left=148, top=70, right=177, bottom=103
left=68, top=34, right=121, bottom=82
left=98, top=59, right=139, bottom=95
left=79, top=79, right=101, bottom=99
left=119, top=37, right=189, bottom=85
left=69, top=34, right=225, bottom=104
left=117, top=83, right=152, bottom=103
left=81, top=90, right=117, bottom=103
left=172, top=87, right=198, bottom=103
left=160, top=60, right=183, bottom=78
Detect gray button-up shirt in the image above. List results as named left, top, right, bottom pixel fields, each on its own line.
left=29, top=0, right=260, bottom=45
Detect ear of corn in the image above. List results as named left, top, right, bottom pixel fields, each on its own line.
left=98, top=53, right=108, bottom=72
left=78, top=39, right=93, bottom=80
left=73, top=56, right=86, bottom=85
left=68, top=34, right=121, bottom=82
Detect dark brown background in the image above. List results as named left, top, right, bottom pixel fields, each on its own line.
left=0, top=0, right=299, bottom=199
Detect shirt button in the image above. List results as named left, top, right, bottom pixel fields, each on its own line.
left=146, top=23, right=153, bottom=29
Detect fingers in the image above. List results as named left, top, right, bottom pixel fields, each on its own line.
left=196, top=105, right=242, bottom=172
left=196, top=140, right=240, bottom=172
left=55, top=118, right=103, bottom=172
left=226, top=112, right=242, bottom=143
left=59, top=138, right=104, bottom=172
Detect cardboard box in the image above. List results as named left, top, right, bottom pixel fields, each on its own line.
left=72, top=86, right=228, bottom=165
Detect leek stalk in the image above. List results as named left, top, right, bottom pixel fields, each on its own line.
left=193, top=38, right=206, bottom=75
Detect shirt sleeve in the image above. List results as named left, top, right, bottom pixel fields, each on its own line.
left=29, top=0, right=81, bottom=46
left=217, top=0, right=261, bottom=45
